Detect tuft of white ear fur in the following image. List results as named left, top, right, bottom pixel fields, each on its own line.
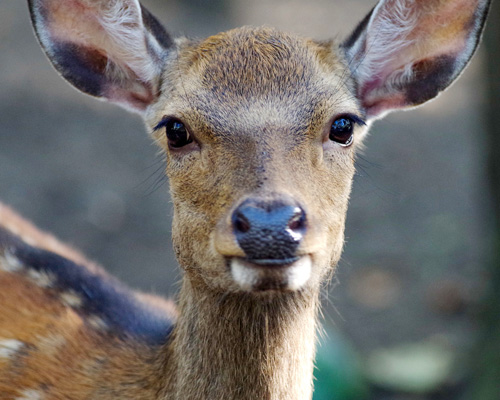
left=343, top=0, right=491, bottom=120
left=95, top=0, right=164, bottom=85
left=346, top=0, right=419, bottom=97
left=29, top=0, right=173, bottom=113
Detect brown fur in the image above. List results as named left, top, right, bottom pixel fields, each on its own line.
left=150, top=30, right=357, bottom=398
left=0, top=267, right=156, bottom=398
left=0, top=27, right=356, bottom=399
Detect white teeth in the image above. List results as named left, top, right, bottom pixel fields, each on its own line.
left=0, top=339, right=24, bottom=359
left=230, top=256, right=312, bottom=291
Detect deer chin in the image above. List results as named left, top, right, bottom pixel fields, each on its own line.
left=230, top=255, right=312, bottom=292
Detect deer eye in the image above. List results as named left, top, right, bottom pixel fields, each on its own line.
left=329, top=117, right=354, bottom=146
left=164, top=119, right=193, bottom=148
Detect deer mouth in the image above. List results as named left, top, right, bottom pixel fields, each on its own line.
left=230, top=255, right=312, bottom=291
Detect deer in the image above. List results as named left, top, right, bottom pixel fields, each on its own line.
left=0, top=0, right=490, bottom=398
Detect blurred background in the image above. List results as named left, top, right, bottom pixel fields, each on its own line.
left=0, top=1, right=498, bottom=399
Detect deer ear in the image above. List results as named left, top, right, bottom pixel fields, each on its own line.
left=343, top=0, right=491, bottom=120
left=28, top=0, right=174, bottom=114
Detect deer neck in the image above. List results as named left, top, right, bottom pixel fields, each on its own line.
left=162, top=278, right=319, bottom=400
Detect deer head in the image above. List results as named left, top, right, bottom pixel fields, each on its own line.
left=28, top=0, right=490, bottom=297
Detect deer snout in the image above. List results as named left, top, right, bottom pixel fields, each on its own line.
left=232, top=199, right=306, bottom=264
left=212, top=197, right=313, bottom=292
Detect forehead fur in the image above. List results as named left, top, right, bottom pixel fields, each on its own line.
left=159, top=27, right=356, bottom=137
left=188, top=27, right=342, bottom=99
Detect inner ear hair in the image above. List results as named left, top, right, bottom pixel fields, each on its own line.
left=343, top=0, right=491, bottom=120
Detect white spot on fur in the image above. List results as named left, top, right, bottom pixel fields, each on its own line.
left=0, top=250, right=24, bottom=273
left=285, top=257, right=313, bottom=290
left=231, top=259, right=259, bottom=290
left=36, top=333, right=66, bottom=356
left=60, top=290, right=83, bottom=308
left=0, top=339, right=24, bottom=359
left=87, top=315, right=109, bottom=331
left=27, top=269, right=54, bottom=288
left=231, top=256, right=312, bottom=291
left=15, top=389, right=44, bottom=400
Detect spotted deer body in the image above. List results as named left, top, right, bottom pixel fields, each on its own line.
left=0, top=0, right=490, bottom=399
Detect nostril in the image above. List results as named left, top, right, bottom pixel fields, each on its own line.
left=233, top=211, right=251, bottom=234
left=287, top=207, right=306, bottom=232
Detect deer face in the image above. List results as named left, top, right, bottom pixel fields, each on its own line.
left=29, top=0, right=490, bottom=294
left=147, top=28, right=365, bottom=292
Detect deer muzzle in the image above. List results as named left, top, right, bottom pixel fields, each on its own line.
left=214, top=195, right=313, bottom=291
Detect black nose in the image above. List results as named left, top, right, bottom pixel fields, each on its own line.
left=232, top=199, right=306, bottom=264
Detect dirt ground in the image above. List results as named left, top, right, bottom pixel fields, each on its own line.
left=0, top=1, right=493, bottom=398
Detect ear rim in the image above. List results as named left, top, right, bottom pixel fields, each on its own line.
left=27, top=0, right=175, bottom=114
left=342, top=0, right=492, bottom=121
